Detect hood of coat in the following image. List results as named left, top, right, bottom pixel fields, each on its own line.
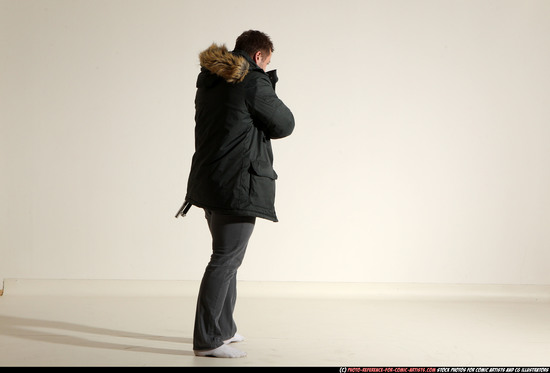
left=199, top=43, right=251, bottom=83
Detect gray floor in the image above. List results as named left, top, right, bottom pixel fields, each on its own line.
left=0, top=280, right=549, bottom=367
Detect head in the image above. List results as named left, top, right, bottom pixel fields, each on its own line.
left=234, top=30, right=274, bottom=71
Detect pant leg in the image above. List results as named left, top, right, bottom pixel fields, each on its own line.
left=204, top=210, right=240, bottom=341
left=193, top=210, right=255, bottom=351
left=219, top=273, right=237, bottom=339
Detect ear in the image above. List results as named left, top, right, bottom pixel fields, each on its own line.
left=253, top=51, right=262, bottom=64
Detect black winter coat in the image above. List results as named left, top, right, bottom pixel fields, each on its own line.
left=184, top=44, right=295, bottom=222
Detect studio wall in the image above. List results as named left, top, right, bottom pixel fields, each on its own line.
left=1, top=0, right=549, bottom=285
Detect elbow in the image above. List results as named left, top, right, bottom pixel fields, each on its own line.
left=270, top=112, right=295, bottom=139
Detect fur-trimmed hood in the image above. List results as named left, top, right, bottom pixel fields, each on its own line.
left=199, top=43, right=250, bottom=83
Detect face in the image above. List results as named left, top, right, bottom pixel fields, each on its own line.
left=254, top=50, right=272, bottom=71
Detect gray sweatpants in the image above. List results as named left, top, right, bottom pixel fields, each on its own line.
left=193, top=209, right=256, bottom=351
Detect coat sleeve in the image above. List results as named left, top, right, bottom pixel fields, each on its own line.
left=246, top=74, right=295, bottom=139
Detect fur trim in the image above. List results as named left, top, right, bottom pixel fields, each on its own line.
left=199, top=43, right=249, bottom=83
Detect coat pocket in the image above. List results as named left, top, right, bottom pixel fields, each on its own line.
left=249, top=160, right=277, bottom=208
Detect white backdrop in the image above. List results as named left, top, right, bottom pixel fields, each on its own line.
left=1, top=0, right=549, bottom=285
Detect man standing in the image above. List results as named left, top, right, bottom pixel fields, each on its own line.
left=178, top=30, right=294, bottom=358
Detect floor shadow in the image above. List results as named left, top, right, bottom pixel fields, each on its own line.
left=0, top=314, right=195, bottom=356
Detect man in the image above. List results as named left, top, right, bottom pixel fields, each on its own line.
left=179, top=30, right=295, bottom=358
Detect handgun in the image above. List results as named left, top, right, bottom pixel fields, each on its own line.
left=175, top=201, right=192, bottom=218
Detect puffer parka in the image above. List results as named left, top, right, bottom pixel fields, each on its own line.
left=183, top=44, right=295, bottom=222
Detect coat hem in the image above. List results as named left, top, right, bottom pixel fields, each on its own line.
left=184, top=198, right=278, bottom=222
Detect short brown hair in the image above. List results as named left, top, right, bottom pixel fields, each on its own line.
left=234, top=30, right=274, bottom=59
